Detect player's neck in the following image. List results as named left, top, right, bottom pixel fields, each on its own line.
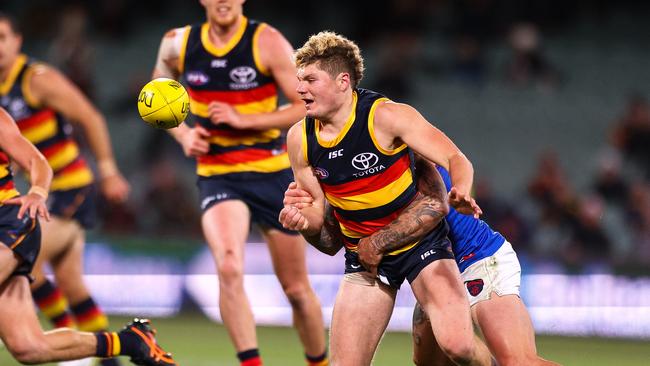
left=319, top=91, right=355, bottom=131
left=207, top=15, right=244, bottom=47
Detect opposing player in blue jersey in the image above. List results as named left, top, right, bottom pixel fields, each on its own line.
left=282, top=156, right=559, bottom=366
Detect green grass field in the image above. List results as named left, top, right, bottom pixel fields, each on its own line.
left=1, top=313, right=649, bottom=365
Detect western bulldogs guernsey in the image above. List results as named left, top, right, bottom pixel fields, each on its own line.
left=436, top=166, right=505, bottom=272
left=0, top=55, right=93, bottom=192
left=304, top=88, right=448, bottom=255
left=180, top=17, right=289, bottom=179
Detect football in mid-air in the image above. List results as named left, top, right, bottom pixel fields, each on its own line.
left=137, top=78, right=190, bottom=129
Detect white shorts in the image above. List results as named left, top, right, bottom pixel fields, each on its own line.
left=460, top=241, right=521, bottom=306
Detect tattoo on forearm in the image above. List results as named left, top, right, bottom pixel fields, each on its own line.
left=304, top=203, right=344, bottom=256
left=369, top=191, right=446, bottom=254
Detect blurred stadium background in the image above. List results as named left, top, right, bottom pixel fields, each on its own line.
left=2, top=0, right=650, bottom=364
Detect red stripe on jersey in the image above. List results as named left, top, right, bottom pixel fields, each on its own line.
left=0, top=152, right=8, bottom=164
left=197, top=148, right=279, bottom=165
left=0, top=180, right=15, bottom=191
left=207, top=128, right=267, bottom=138
left=321, top=153, right=411, bottom=197
left=16, top=109, right=56, bottom=130
left=40, top=140, right=72, bottom=158
left=55, top=158, right=87, bottom=175
left=334, top=210, right=402, bottom=237
left=187, top=83, right=277, bottom=105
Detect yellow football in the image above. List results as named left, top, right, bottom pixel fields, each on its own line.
left=137, top=78, right=190, bottom=129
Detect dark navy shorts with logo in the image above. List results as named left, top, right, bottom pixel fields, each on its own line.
left=49, top=184, right=97, bottom=229
left=197, top=169, right=298, bottom=235
left=345, top=223, right=454, bottom=289
left=0, top=204, right=41, bottom=278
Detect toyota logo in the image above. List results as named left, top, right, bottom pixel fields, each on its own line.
left=351, top=152, right=379, bottom=170
left=229, top=66, right=257, bottom=84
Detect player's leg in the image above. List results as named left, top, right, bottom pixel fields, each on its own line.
left=263, top=228, right=327, bottom=364
left=411, top=302, right=455, bottom=366
left=30, top=217, right=79, bottom=329
left=469, top=243, right=560, bottom=366
left=411, top=258, right=492, bottom=366
left=202, top=200, right=256, bottom=351
left=330, top=273, right=396, bottom=366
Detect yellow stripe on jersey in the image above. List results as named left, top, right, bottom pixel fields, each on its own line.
left=0, top=189, right=19, bottom=203
left=51, top=168, right=93, bottom=191
left=21, top=64, right=44, bottom=108
left=197, top=152, right=289, bottom=176
left=189, top=95, right=278, bottom=117
left=206, top=128, right=282, bottom=147
left=368, top=97, right=408, bottom=155
left=48, top=143, right=79, bottom=171
left=0, top=54, right=26, bottom=95
left=0, top=165, right=9, bottom=178
left=325, top=168, right=414, bottom=210
left=301, top=119, right=309, bottom=164
left=252, top=23, right=270, bottom=76
left=21, top=117, right=57, bottom=144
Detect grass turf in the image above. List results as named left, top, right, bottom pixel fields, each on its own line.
left=1, top=312, right=648, bottom=365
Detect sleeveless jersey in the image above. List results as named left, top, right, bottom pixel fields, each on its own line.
left=436, top=166, right=505, bottom=272
left=180, top=17, right=289, bottom=179
left=0, top=55, right=93, bottom=192
left=0, top=150, right=19, bottom=203
left=304, top=88, right=447, bottom=255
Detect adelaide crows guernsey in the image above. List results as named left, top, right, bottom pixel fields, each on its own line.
left=304, top=89, right=446, bottom=255
left=180, top=17, right=289, bottom=179
left=0, top=55, right=93, bottom=192
left=0, top=150, right=19, bottom=203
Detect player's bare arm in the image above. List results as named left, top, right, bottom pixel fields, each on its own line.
left=152, top=27, right=210, bottom=157
left=0, top=108, right=51, bottom=220
left=208, top=24, right=306, bottom=130
left=280, top=122, right=325, bottom=235
left=28, top=65, right=130, bottom=202
left=374, top=101, right=482, bottom=217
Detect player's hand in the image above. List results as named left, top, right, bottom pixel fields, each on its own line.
left=283, top=181, right=314, bottom=209
left=357, top=237, right=382, bottom=277
left=279, top=205, right=310, bottom=231
left=208, top=101, right=248, bottom=129
left=100, top=173, right=130, bottom=203
left=4, top=194, right=50, bottom=221
left=182, top=125, right=210, bottom=157
left=448, top=186, right=482, bottom=218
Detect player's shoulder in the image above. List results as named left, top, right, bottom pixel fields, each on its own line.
left=254, top=21, right=290, bottom=47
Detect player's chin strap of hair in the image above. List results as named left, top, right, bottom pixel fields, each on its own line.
left=98, top=159, right=119, bottom=179
left=28, top=185, right=48, bottom=200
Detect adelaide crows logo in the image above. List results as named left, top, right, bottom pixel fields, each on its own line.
left=465, top=279, right=484, bottom=297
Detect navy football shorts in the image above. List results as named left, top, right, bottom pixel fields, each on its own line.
left=344, top=223, right=454, bottom=289
left=49, top=184, right=97, bottom=229
left=0, top=204, right=41, bottom=278
left=197, top=169, right=298, bottom=235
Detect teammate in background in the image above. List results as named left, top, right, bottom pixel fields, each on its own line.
left=284, top=157, right=561, bottom=366
left=279, top=31, right=492, bottom=365
left=0, top=107, right=176, bottom=366
left=0, top=13, right=130, bottom=366
left=151, top=1, right=327, bottom=365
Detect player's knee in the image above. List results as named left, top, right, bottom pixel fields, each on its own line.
left=5, top=336, right=48, bottom=365
left=439, top=340, right=474, bottom=365
left=216, top=252, right=244, bottom=285
left=281, top=282, right=313, bottom=309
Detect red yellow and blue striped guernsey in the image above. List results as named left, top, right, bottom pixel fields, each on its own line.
left=0, top=55, right=93, bottom=192
left=180, top=17, right=289, bottom=178
left=303, top=89, right=427, bottom=255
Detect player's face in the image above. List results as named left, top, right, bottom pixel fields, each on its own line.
left=296, top=63, right=342, bottom=119
left=0, top=21, right=21, bottom=72
left=201, top=0, right=245, bottom=28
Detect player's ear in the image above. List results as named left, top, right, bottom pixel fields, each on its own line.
left=337, top=72, right=350, bottom=91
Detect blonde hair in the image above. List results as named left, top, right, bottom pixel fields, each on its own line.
left=295, top=31, right=364, bottom=88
